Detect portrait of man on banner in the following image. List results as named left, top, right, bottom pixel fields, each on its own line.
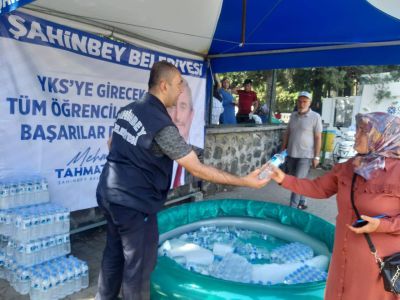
left=167, top=78, right=203, bottom=188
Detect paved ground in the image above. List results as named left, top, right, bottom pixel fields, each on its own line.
left=0, top=168, right=337, bottom=299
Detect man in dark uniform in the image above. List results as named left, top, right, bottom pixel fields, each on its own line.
left=96, top=61, right=269, bottom=300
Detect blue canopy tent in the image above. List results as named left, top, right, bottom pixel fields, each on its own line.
left=9, top=0, right=400, bottom=73
left=4, top=0, right=400, bottom=122
left=209, top=0, right=400, bottom=72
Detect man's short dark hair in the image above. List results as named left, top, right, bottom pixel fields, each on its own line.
left=244, top=79, right=252, bottom=85
left=148, top=61, right=178, bottom=90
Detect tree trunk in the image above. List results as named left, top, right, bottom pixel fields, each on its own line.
left=311, top=69, right=323, bottom=115
left=265, top=70, right=276, bottom=122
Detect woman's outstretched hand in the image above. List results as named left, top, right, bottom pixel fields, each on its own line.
left=259, top=164, right=286, bottom=184
left=347, top=215, right=381, bottom=234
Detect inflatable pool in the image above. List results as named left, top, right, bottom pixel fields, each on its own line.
left=151, top=199, right=335, bottom=300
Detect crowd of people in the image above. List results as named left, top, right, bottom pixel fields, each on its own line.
left=212, top=76, right=273, bottom=125
left=95, top=62, right=400, bottom=300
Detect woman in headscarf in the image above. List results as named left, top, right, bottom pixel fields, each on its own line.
left=267, top=112, right=400, bottom=300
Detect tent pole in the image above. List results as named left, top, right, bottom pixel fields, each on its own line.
left=266, top=70, right=277, bottom=124
left=241, top=0, right=247, bottom=47
left=208, top=40, right=400, bottom=59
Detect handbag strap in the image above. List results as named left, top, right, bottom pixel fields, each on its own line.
left=350, top=173, right=382, bottom=266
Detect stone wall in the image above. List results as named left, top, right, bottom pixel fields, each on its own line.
left=70, top=124, right=286, bottom=230
left=202, top=125, right=286, bottom=195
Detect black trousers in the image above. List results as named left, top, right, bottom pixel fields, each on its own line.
left=96, top=198, right=159, bottom=300
left=236, top=113, right=255, bottom=124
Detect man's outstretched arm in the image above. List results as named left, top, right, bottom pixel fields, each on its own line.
left=154, top=125, right=269, bottom=189
left=177, top=151, right=268, bottom=189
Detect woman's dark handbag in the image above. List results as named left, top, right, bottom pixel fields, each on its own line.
left=350, top=174, right=400, bottom=295
left=380, top=253, right=400, bottom=294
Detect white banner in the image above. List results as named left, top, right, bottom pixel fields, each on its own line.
left=0, top=12, right=206, bottom=211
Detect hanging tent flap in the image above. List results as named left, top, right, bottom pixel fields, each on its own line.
left=21, top=0, right=400, bottom=72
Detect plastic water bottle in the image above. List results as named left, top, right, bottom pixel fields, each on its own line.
left=73, top=261, right=82, bottom=292
left=81, top=262, right=89, bottom=288
left=0, top=182, right=9, bottom=209
left=259, top=150, right=287, bottom=180
left=41, top=274, right=51, bottom=300
left=270, top=242, right=313, bottom=264
left=59, top=268, right=68, bottom=298
left=211, top=253, right=252, bottom=283
left=39, top=177, right=49, bottom=203
left=9, top=182, right=17, bottom=208
left=49, top=271, right=59, bottom=300
left=0, top=251, right=5, bottom=279
left=66, top=265, right=75, bottom=295
left=19, top=267, right=31, bottom=294
left=30, top=272, right=41, bottom=300
left=283, top=264, right=327, bottom=284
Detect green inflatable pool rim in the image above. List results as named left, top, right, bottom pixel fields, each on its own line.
left=151, top=199, right=335, bottom=300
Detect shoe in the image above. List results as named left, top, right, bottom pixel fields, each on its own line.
left=297, top=204, right=308, bottom=210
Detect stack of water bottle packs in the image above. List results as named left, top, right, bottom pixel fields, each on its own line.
left=159, top=225, right=329, bottom=285
left=0, top=175, right=89, bottom=299
left=269, top=242, right=314, bottom=264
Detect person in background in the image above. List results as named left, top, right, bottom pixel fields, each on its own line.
left=255, top=102, right=269, bottom=123
left=233, top=79, right=259, bottom=124
left=211, top=83, right=224, bottom=125
left=282, top=91, right=322, bottom=210
left=266, top=112, right=400, bottom=300
left=96, top=61, right=270, bottom=300
left=218, top=77, right=237, bottom=124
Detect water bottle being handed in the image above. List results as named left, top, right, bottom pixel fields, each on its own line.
left=258, top=150, right=288, bottom=180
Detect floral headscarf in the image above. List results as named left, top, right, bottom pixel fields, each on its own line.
left=353, top=112, right=400, bottom=180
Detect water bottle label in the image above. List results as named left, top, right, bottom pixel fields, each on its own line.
left=48, top=237, right=55, bottom=248
left=57, top=212, right=64, bottom=222
left=41, top=179, right=48, bottom=191
left=33, top=216, right=40, bottom=226
left=46, top=215, right=52, bottom=224
left=55, top=235, right=62, bottom=245
left=22, top=218, right=31, bottom=229
left=82, top=264, right=88, bottom=275
left=44, top=238, right=51, bottom=248
left=26, top=243, right=34, bottom=254
left=17, top=244, right=25, bottom=253
left=0, top=187, right=8, bottom=197
left=270, top=157, right=281, bottom=167
left=64, top=234, right=70, bottom=243
left=9, top=184, right=17, bottom=195
left=22, top=272, right=30, bottom=281
left=26, top=183, right=33, bottom=193
left=18, top=183, right=26, bottom=194
left=14, top=216, right=21, bottom=228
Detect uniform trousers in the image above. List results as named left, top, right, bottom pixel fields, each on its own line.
left=96, top=198, right=158, bottom=300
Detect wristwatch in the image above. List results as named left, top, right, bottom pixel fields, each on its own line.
left=314, top=157, right=320, bottom=160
